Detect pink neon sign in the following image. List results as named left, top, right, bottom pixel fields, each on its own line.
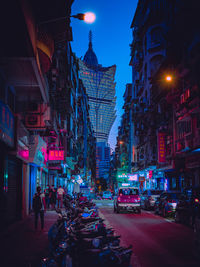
left=18, top=150, right=29, bottom=160
left=48, top=150, right=64, bottom=160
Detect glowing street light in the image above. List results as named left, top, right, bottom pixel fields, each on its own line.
left=165, top=75, right=173, bottom=82
left=84, top=12, right=96, bottom=23
left=40, top=12, right=96, bottom=25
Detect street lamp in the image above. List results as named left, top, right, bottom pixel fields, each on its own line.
left=39, top=12, right=96, bottom=25
left=165, top=75, right=173, bottom=82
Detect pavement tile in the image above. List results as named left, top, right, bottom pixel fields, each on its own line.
left=0, top=210, right=58, bottom=267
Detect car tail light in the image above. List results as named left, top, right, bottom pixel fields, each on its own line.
left=137, top=197, right=141, bottom=202
left=118, top=197, right=121, bottom=202
left=195, top=198, right=199, bottom=203
left=168, top=199, right=176, bottom=203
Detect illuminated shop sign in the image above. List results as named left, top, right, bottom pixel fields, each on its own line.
left=29, top=135, right=47, bottom=165
left=128, top=174, right=138, bottom=181
left=49, top=150, right=64, bottom=161
left=122, top=183, right=130, bottom=187
left=157, top=132, right=166, bottom=163
left=118, top=173, right=127, bottom=178
left=0, top=100, right=14, bottom=147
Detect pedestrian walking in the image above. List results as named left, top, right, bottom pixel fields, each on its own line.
left=50, top=185, right=56, bottom=210
left=32, top=186, right=46, bottom=230
left=44, top=185, right=50, bottom=209
left=57, top=185, right=65, bottom=208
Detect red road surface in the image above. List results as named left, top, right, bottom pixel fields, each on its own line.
left=98, top=202, right=200, bottom=267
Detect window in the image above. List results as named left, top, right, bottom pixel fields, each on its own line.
left=150, top=27, right=162, bottom=47
left=119, top=188, right=139, bottom=195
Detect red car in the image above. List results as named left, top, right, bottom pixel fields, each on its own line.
left=114, top=187, right=141, bottom=214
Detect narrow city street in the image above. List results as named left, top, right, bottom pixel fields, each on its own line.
left=96, top=200, right=200, bottom=267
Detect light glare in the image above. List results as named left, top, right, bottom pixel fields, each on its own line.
left=84, top=12, right=96, bottom=23
left=165, top=75, right=172, bottom=82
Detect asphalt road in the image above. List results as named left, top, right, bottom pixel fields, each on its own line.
left=94, top=199, right=200, bottom=267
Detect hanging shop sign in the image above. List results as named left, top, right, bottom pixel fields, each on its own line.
left=149, top=170, right=153, bottom=178
left=17, top=119, right=29, bottom=161
left=157, top=132, right=166, bottom=163
left=0, top=100, right=14, bottom=147
left=139, top=176, right=145, bottom=182
left=128, top=174, right=138, bottom=181
left=29, top=135, right=47, bottom=166
left=49, top=150, right=64, bottom=161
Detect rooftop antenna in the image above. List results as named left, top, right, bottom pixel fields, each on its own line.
left=89, top=30, right=92, bottom=49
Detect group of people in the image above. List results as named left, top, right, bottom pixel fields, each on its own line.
left=44, top=185, right=66, bottom=210
left=32, top=185, right=66, bottom=230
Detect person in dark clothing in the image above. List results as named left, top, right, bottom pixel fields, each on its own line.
left=44, top=185, right=50, bottom=209
left=33, top=186, right=46, bottom=230
left=50, top=185, right=57, bottom=210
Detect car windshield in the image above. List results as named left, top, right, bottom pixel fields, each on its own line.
left=168, top=193, right=181, bottom=199
left=119, top=188, right=139, bottom=195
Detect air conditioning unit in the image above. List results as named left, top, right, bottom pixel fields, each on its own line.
left=25, top=105, right=51, bottom=129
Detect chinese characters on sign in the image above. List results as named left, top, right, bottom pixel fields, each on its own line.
left=0, top=100, right=14, bottom=147
left=157, top=132, right=166, bottom=163
left=49, top=150, right=64, bottom=161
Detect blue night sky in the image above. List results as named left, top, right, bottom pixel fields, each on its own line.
left=71, top=0, right=138, bottom=150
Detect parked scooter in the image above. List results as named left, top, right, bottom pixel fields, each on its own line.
left=42, top=195, right=133, bottom=267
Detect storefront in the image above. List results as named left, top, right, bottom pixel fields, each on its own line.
left=16, top=118, right=30, bottom=218
left=0, top=100, right=23, bottom=225
left=28, top=135, right=47, bottom=210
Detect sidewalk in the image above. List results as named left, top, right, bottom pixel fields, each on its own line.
left=0, top=210, right=58, bottom=267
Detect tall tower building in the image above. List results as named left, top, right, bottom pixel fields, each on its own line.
left=78, top=31, right=116, bottom=182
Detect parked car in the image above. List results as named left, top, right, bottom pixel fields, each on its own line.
left=154, top=191, right=181, bottom=217
left=114, top=187, right=141, bottom=214
left=175, top=187, right=200, bottom=226
left=102, top=191, right=112, bottom=200
left=141, top=190, right=163, bottom=210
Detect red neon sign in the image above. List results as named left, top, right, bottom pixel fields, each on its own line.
left=157, top=132, right=166, bottom=163
left=48, top=150, right=64, bottom=160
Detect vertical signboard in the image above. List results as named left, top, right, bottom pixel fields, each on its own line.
left=157, top=132, right=166, bottom=163
left=0, top=100, right=14, bottom=147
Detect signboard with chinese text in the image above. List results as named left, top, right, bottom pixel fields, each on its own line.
left=128, top=174, right=138, bottom=181
left=0, top=100, right=14, bottom=147
left=157, top=132, right=166, bottom=163
left=49, top=150, right=64, bottom=161
left=29, top=135, right=47, bottom=166
left=17, top=119, right=29, bottom=161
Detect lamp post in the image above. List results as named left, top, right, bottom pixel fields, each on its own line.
left=39, top=12, right=96, bottom=25
left=164, top=74, right=176, bottom=169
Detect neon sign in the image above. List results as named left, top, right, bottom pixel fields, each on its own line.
left=157, top=132, right=166, bottom=163
left=49, top=150, right=64, bottom=160
left=128, top=174, right=138, bottom=181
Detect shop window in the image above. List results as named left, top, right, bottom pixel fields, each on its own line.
left=172, top=177, right=176, bottom=189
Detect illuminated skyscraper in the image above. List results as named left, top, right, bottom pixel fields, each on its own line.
left=78, top=31, right=116, bottom=180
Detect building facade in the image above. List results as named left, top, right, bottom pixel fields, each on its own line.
left=115, top=0, right=200, bottom=192
left=78, top=32, right=116, bottom=184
